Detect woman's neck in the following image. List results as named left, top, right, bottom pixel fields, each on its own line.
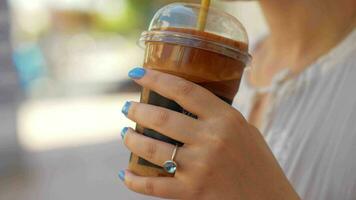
left=261, top=0, right=356, bottom=52
left=251, top=0, right=356, bottom=86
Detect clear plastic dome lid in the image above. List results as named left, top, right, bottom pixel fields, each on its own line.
left=139, top=3, right=251, bottom=62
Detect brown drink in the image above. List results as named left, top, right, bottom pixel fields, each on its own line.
left=129, top=3, right=251, bottom=177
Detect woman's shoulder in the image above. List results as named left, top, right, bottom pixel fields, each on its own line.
left=318, top=29, right=356, bottom=74
left=297, top=29, right=356, bottom=96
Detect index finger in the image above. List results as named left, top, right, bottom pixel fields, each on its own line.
left=128, top=67, right=228, bottom=118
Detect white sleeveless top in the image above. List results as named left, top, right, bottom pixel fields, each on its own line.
left=233, top=29, right=356, bottom=200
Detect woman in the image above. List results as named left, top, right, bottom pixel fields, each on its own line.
left=119, top=0, right=356, bottom=199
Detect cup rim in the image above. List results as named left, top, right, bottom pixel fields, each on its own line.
left=138, top=29, right=252, bottom=64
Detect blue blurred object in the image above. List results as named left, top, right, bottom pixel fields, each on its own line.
left=12, top=43, right=46, bottom=90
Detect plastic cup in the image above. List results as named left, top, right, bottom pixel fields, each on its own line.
left=129, top=3, right=251, bottom=177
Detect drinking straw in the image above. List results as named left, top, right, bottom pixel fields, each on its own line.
left=197, top=0, right=210, bottom=31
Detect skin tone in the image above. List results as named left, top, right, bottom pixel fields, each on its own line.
left=119, top=0, right=356, bottom=199
left=120, top=69, right=300, bottom=199
left=249, top=0, right=356, bottom=128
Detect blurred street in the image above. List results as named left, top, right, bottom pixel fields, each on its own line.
left=0, top=140, right=157, bottom=200
left=0, top=93, right=160, bottom=200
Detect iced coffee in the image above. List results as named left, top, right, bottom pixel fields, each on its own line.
left=129, top=3, right=251, bottom=177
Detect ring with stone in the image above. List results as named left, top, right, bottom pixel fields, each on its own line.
left=163, top=144, right=179, bottom=174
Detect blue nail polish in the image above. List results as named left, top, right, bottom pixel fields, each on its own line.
left=118, top=170, right=125, bottom=181
left=121, top=127, right=128, bottom=140
left=128, top=67, right=146, bottom=79
left=122, top=101, right=131, bottom=116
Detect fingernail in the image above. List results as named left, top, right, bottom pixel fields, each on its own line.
left=118, top=170, right=125, bottom=181
left=122, top=101, right=131, bottom=116
left=128, top=67, right=146, bottom=79
left=121, top=127, right=128, bottom=140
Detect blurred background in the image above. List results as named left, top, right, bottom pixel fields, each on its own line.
left=0, top=0, right=267, bottom=199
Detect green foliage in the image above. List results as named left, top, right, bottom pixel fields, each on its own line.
left=92, top=0, right=154, bottom=34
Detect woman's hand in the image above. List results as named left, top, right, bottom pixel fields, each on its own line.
left=119, top=67, right=300, bottom=200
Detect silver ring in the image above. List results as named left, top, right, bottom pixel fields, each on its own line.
left=163, top=144, right=178, bottom=174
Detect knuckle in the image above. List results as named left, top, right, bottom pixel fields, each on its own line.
left=125, top=179, right=134, bottom=190
left=128, top=103, right=137, bottom=118
left=208, top=134, right=228, bottom=154
left=224, top=109, right=246, bottom=126
left=176, top=79, right=195, bottom=97
left=193, top=161, right=213, bottom=177
left=153, top=109, right=170, bottom=126
left=249, top=124, right=259, bottom=132
left=144, top=179, right=155, bottom=195
left=150, top=72, right=160, bottom=85
left=146, top=141, right=158, bottom=161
